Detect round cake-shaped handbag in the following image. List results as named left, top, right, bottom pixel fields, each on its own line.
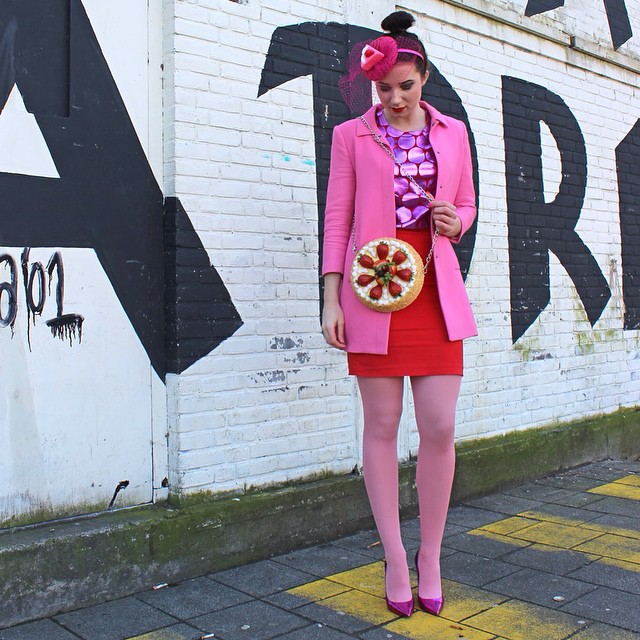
left=350, top=237, right=424, bottom=312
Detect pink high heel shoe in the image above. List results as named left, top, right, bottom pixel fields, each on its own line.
left=414, top=550, right=444, bottom=616
left=383, top=560, right=414, bottom=617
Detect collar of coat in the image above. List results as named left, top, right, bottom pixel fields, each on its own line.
left=355, top=100, right=449, bottom=136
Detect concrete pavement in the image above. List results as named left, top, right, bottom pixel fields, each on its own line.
left=1, top=458, right=638, bottom=640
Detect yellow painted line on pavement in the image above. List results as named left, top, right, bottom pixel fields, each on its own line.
left=386, top=610, right=494, bottom=639
left=502, top=519, right=601, bottom=548
left=463, top=600, right=584, bottom=640
left=574, top=533, right=640, bottom=564
left=468, top=472, right=640, bottom=577
left=290, top=576, right=352, bottom=602
left=587, top=474, right=640, bottom=501
left=616, top=474, right=640, bottom=487
left=472, top=513, right=640, bottom=572
left=287, top=561, right=585, bottom=640
left=476, top=515, right=535, bottom=536
left=486, top=510, right=640, bottom=543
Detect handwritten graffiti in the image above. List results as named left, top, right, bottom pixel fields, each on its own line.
left=0, top=248, right=83, bottom=345
left=0, top=254, right=17, bottom=328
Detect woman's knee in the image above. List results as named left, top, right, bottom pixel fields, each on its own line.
left=363, top=406, right=403, bottom=440
left=416, top=414, right=455, bottom=446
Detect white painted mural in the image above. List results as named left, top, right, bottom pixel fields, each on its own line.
left=0, top=0, right=165, bottom=525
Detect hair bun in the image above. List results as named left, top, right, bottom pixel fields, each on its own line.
left=381, top=11, right=415, bottom=35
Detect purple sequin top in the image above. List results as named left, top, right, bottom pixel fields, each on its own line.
left=376, top=108, right=438, bottom=229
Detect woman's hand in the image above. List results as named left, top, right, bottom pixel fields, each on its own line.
left=321, top=302, right=346, bottom=350
left=322, top=272, right=346, bottom=350
left=430, top=200, right=461, bottom=238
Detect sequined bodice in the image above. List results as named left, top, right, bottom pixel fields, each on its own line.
left=376, top=108, right=438, bottom=229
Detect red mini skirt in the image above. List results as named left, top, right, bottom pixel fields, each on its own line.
left=348, top=228, right=463, bottom=377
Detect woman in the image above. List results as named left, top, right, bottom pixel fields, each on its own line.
left=321, top=11, right=477, bottom=618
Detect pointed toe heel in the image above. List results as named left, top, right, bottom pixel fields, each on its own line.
left=383, top=560, right=414, bottom=617
left=385, top=596, right=415, bottom=617
left=414, top=550, right=444, bottom=616
left=418, top=594, right=444, bottom=616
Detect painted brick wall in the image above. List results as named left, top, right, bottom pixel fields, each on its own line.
left=165, top=0, right=640, bottom=495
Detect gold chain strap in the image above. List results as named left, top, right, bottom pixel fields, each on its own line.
left=354, top=116, right=439, bottom=275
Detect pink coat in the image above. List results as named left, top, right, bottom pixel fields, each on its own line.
left=322, top=101, right=477, bottom=354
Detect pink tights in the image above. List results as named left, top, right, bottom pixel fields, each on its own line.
left=358, top=375, right=461, bottom=602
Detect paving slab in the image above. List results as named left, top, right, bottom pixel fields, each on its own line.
left=559, top=586, right=640, bottom=633
left=124, top=623, right=204, bottom=639
left=444, top=505, right=505, bottom=529
left=53, top=597, right=178, bottom=640
left=189, top=599, right=309, bottom=639
left=567, top=560, right=640, bottom=595
left=330, top=530, right=386, bottom=559
left=442, top=531, right=529, bottom=559
left=264, top=585, right=349, bottom=612
left=271, top=544, right=375, bottom=578
left=463, top=493, right=545, bottom=515
left=482, top=566, right=597, bottom=608
left=582, top=512, right=640, bottom=535
left=210, top=559, right=315, bottom=598
left=571, top=465, right=635, bottom=482
left=293, top=601, right=379, bottom=635
left=517, top=502, right=605, bottom=524
left=135, top=577, right=252, bottom=619
left=570, top=621, right=640, bottom=640
left=499, top=542, right=595, bottom=575
left=462, top=599, right=587, bottom=640
left=546, top=491, right=606, bottom=509
left=582, top=495, right=640, bottom=517
left=0, top=619, right=80, bottom=640
left=536, top=474, right=606, bottom=491
left=440, top=550, right=520, bottom=586
left=276, top=624, right=356, bottom=639
left=359, top=627, right=408, bottom=640
left=502, top=483, right=580, bottom=503
left=398, top=519, right=421, bottom=541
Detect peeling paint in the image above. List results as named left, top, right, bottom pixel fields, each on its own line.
left=532, top=352, right=553, bottom=361
left=254, top=370, right=286, bottom=383
left=269, top=336, right=304, bottom=350
left=284, top=352, right=311, bottom=364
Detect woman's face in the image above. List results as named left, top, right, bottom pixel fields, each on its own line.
left=375, top=62, right=428, bottom=121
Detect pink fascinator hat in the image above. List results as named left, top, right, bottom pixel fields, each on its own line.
left=339, top=35, right=426, bottom=113
left=360, top=36, right=397, bottom=80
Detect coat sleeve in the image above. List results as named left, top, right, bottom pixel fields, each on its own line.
left=322, top=124, right=356, bottom=275
left=450, top=122, right=476, bottom=244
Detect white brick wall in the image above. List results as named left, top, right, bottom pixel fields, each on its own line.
left=166, top=0, right=640, bottom=495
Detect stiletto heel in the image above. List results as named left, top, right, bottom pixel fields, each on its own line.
left=414, top=550, right=444, bottom=616
left=383, top=560, right=414, bottom=617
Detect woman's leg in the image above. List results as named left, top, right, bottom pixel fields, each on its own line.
left=357, top=376, right=411, bottom=602
left=410, top=375, right=461, bottom=598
